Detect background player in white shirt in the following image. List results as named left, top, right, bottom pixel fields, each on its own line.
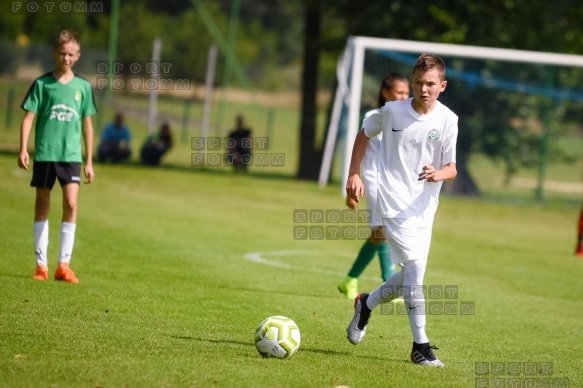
left=345, top=54, right=458, bottom=367
left=338, top=73, right=410, bottom=300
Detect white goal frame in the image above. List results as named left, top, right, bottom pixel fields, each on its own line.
left=318, top=36, right=583, bottom=192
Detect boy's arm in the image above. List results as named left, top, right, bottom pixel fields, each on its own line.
left=418, top=162, right=457, bottom=182
left=346, top=130, right=370, bottom=202
left=83, top=116, right=95, bottom=184
left=18, top=111, right=35, bottom=170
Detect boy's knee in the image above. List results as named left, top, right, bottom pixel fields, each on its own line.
left=64, top=198, right=78, bottom=212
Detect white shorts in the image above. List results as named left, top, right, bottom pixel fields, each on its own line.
left=382, top=217, right=432, bottom=264
left=363, top=175, right=382, bottom=227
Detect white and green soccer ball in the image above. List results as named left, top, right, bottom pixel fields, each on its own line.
left=254, top=316, right=301, bottom=359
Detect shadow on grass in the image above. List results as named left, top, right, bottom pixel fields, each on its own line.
left=0, top=148, right=302, bottom=183
left=172, top=336, right=253, bottom=347
left=105, top=159, right=300, bottom=182
left=172, top=336, right=353, bottom=357
left=0, top=271, right=34, bottom=280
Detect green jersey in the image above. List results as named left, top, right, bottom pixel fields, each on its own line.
left=21, top=72, right=97, bottom=162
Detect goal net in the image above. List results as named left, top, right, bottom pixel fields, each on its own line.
left=319, top=36, right=583, bottom=199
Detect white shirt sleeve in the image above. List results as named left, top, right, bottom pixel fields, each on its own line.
left=363, top=109, right=384, bottom=138
left=441, top=116, right=459, bottom=165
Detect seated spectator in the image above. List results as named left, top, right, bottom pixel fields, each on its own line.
left=140, top=122, right=173, bottom=166
left=225, top=115, right=253, bottom=173
left=98, top=113, right=131, bottom=163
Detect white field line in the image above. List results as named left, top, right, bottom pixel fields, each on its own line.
left=243, top=250, right=382, bottom=281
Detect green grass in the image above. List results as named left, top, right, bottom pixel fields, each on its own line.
left=0, top=153, right=582, bottom=387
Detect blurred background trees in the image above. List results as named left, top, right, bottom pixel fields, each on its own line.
left=1, top=0, right=582, bottom=188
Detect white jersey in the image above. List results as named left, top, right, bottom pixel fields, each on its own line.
left=363, top=98, right=458, bottom=227
left=361, top=109, right=382, bottom=187
left=360, top=109, right=383, bottom=226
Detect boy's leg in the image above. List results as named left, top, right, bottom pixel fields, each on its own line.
left=34, top=188, right=51, bottom=221
left=371, top=226, right=394, bottom=281
left=31, top=161, right=56, bottom=280
left=402, top=227, right=443, bottom=367
left=349, top=219, right=432, bottom=342
left=59, top=183, right=78, bottom=264
left=348, top=238, right=378, bottom=278
left=366, top=270, right=405, bottom=307
left=338, top=237, right=378, bottom=299
left=54, top=164, right=81, bottom=283
left=33, top=188, right=51, bottom=279
left=378, top=246, right=395, bottom=282
left=347, top=222, right=407, bottom=344
left=402, top=257, right=429, bottom=344
left=61, top=182, right=78, bottom=223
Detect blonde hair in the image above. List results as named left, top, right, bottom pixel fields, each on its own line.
left=53, top=30, right=80, bottom=50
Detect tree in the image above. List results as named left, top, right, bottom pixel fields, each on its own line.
left=302, top=0, right=583, bottom=194
left=297, top=1, right=323, bottom=180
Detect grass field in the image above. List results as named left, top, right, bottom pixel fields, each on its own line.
left=1, top=151, right=582, bottom=387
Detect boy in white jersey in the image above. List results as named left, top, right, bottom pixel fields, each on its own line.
left=345, top=54, right=458, bottom=367
left=338, top=73, right=410, bottom=300
left=18, top=30, right=97, bottom=283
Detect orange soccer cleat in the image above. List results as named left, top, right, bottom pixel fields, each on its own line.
left=33, top=265, right=48, bottom=280
left=54, top=263, right=79, bottom=284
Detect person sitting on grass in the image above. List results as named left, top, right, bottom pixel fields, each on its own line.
left=98, top=112, right=131, bottom=163
left=140, top=122, right=173, bottom=166
left=225, top=115, right=253, bottom=173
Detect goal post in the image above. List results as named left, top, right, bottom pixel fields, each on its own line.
left=319, top=36, right=583, bottom=198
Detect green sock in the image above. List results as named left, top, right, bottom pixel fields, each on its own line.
left=348, top=240, right=378, bottom=278
left=378, top=241, right=393, bottom=281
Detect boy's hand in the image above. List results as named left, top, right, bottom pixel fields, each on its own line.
left=18, top=151, right=29, bottom=170
left=84, top=164, right=94, bottom=184
left=346, top=195, right=358, bottom=210
left=346, top=174, right=364, bottom=203
left=419, top=165, right=439, bottom=182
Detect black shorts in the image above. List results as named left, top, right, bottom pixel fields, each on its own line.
left=30, top=162, right=82, bottom=189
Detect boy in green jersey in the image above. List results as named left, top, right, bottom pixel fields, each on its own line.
left=18, top=30, right=97, bottom=283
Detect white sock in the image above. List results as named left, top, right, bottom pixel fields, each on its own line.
left=402, top=259, right=429, bottom=344
left=59, top=222, right=76, bottom=264
left=366, top=270, right=405, bottom=309
left=33, top=220, right=49, bottom=267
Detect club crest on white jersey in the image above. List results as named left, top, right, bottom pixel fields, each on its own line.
left=427, top=129, right=441, bottom=141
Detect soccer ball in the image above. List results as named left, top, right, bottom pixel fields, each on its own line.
left=254, top=316, right=301, bottom=359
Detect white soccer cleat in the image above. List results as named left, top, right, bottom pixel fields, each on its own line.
left=347, top=293, right=371, bottom=345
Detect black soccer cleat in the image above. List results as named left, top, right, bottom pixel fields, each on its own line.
left=410, top=342, right=444, bottom=367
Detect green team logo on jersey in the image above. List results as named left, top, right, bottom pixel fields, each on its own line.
left=427, top=129, right=441, bottom=141
left=49, top=104, right=79, bottom=122
left=75, top=90, right=81, bottom=101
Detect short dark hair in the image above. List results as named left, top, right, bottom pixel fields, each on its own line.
left=378, top=72, right=408, bottom=106
left=413, top=54, right=446, bottom=80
